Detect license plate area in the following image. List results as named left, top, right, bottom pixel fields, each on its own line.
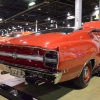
left=10, top=67, right=25, bottom=78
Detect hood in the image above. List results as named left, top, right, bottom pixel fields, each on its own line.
left=2, top=33, right=67, bottom=48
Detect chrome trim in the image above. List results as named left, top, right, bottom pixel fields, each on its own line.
left=0, top=52, right=12, bottom=57
left=0, top=45, right=59, bottom=62
left=0, top=51, right=43, bottom=62
left=2, top=65, right=62, bottom=84
left=17, top=54, right=43, bottom=61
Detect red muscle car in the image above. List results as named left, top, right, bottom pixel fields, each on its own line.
left=0, top=21, right=100, bottom=88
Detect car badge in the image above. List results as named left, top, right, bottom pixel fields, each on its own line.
left=12, top=52, right=17, bottom=59
left=37, top=50, right=40, bottom=55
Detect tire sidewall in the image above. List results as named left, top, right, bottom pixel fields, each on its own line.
left=80, top=61, right=92, bottom=87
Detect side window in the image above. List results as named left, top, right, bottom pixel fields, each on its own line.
left=91, top=29, right=100, bottom=40
left=91, top=29, right=100, bottom=35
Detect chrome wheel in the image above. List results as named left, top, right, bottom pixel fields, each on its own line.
left=83, top=65, right=90, bottom=82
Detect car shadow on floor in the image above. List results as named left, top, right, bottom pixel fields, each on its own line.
left=14, top=80, right=79, bottom=100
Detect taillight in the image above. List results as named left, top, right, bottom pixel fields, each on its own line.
left=44, top=51, right=58, bottom=69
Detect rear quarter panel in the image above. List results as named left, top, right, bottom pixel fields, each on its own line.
left=58, top=30, right=100, bottom=82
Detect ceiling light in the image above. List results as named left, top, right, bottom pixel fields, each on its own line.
left=29, top=2, right=35, bottom=6
left=8, top=28, right=11, bottom=30
left=95, top=5, right=99, bottom=10
left=94, top=17, right=99, bottom=20
left=26, top=23, right=28, bottom=25
left=67, top=12, right=70, bottom=16
left=12, top=26, right=16, bottom=29
left=47, top=17, right=51, bottom=21
left=29, top=27, right=31, bottom=29
left=67, top=24, right=70, bottom=27
left=63, top=21, right=65, bottom=24
left=20, top=26, right=22, bottom=28
left=46, top=27, right=48, bottom=29
left=81, top=23, right=83, bottom=25
left=51, top=20, right=54, bottom=23
left=67, top=16, right=75, bottom=20
left=38, top=8, right=41, bottom=10
left=0, top=18, right=2, bottom=21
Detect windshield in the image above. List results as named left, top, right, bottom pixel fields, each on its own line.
left=39, top=28, right=75, bottom=34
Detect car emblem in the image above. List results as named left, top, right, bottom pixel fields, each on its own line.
left=12, top=52, right=17, bottom=59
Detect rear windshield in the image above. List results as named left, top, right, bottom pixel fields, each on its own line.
left=39, top=28, right=75, bottom=34
left=7, top=33, right=21, bottom=37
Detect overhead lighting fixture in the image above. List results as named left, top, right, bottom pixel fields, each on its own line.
left=38, top=8, right=41, bottom=10
left=95, top=5, right=99, bottom=10
left=26, top=23, right=28, bottom=25
left=47, top=17, right=51, bottom=21
left=46, top=27, right=48, bottom=29
left=63, top=21, right=65, bottom=24
left=20, top=26, right=22, bottom=28
left=67, top=24, right=70, bottom=27
left=81, top=23, right=83, bottom=25
left=51, top=20, right=54, bottom=23
left=67, top=16, right=75, bottom=20
left=29, top=2, right=35, bottom=6
left=67, top=12, right=70, bottom=16
left=29, top=27, right=31, bottom=29
left=0, top=18, right=2, bottom=21
left=8, top=28, right=11, bottom=30
left=94, top=17, right=99, bottom=20
left=12, top=26, right=16, bottom=29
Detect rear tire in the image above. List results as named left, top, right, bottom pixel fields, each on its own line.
left=74, top=61, right=92, bottom=88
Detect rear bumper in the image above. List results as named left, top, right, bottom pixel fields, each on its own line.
left=1, top=62, right=62, bottom=84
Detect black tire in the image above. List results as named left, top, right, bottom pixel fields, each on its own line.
left=74, top=61, right=92, bottom=88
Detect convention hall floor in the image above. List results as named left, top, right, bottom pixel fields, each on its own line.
left=0, top=64, right=100, bottom=100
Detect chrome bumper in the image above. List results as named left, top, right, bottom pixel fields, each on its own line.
left=2, top=65, right=62, bottom=84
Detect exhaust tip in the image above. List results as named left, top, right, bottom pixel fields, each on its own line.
left=35, top=80, right=45, bottom=86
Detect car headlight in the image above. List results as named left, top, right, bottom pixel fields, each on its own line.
left=44, top=51, right=58, bottom=69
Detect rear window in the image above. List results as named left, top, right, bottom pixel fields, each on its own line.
left=7, top=34, right=21, bottom=37
left=39, top=28, right=75, bottom=34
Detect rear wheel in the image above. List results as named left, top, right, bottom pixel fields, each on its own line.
left=74, top=61, right=92, bottom=88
